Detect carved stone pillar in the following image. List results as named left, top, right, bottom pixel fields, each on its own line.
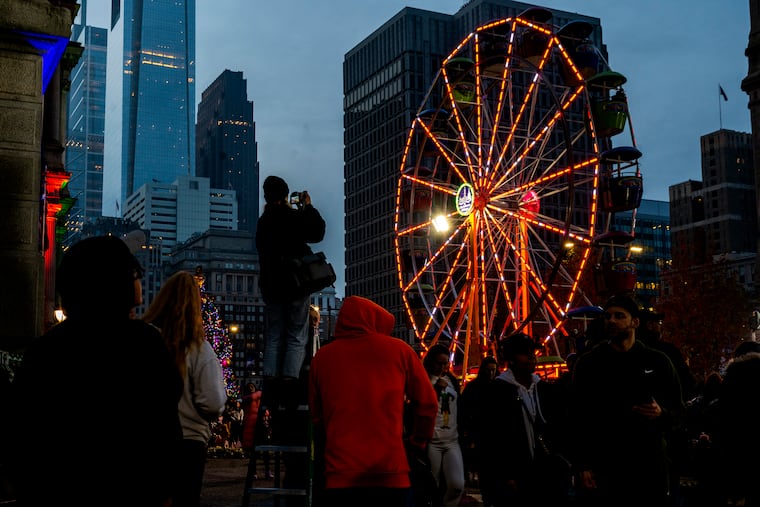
left=0, top=0, right=78, bottom=343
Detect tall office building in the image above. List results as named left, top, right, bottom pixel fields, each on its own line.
left=343, top=0, right=606, bottom=338
left=196, top=70, right=260, bottom=236
left=670, top=129, right=756, bottom=296
left=102, top=0, right=196, bottom=217
left=123, top=175, right=237, bottom=262
left=670, top=129, right=755, bottom=267
left=65, top=21, right=107, bottom=246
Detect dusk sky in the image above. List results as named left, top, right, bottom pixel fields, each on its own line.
left=80, top=1, right=752, bottom=298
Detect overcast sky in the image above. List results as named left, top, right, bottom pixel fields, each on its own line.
left=80, top=1, right=752, bottom=298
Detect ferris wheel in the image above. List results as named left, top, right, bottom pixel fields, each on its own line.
left=393, top=9, right=643, bottom=371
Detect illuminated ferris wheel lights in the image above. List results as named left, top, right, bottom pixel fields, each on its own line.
left=432, top=215, right=450, bottom=232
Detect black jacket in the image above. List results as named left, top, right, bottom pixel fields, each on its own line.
left=256, top=202, right=326, bottom=303
left=571, top=340, right=684, bottom=504
left=10, top=318, right=183, bottom=506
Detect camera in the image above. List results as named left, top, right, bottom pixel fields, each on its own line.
left=290, top=191, right=306, bottom=208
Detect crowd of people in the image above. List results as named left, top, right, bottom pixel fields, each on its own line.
left=4, top=174, right=760, bottom=507
left=308, top=289, right=760, bottom=507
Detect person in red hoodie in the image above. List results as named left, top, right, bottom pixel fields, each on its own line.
left=309, top=295, right=438, bottom=506
left=240, top=383, right=272, bottom=479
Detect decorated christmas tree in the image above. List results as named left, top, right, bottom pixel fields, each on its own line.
left=195, top=266, right=237, bottom=399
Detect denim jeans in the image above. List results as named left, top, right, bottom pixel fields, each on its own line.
left=263, top=295, right=310, bottom=378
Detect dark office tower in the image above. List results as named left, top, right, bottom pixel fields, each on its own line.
left=196, top=70, right=259, bottom=236
left=102, top=0, right=196, bottom=217
left=65, top=21, right=107, bottom=246
left=343, top=0, right=605, bottom=338
left=743, top=0, right=760, bottom=290
left=670, top=130, right=755, bottom=267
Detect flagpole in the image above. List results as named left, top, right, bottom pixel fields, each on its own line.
left=719, top=84, right=723, bottom=130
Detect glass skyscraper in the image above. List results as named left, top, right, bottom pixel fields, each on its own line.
left=65, top=23, right=107, bottom=246
left=196, top=70, right=260, bottom=236
left=102, top=0, right=196, bottom=217
left=615, top=199, right=671, bottom=307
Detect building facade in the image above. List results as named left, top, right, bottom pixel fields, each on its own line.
left=343, top=0, right=606, bottom=339
left=670, top=129, right=756, bottom=295
left=196, top=70, right=260, bottom=236
left=614, top=199, right=671, bottom=308
left=102, top=0, right=196, bottom=217
left=670, top=129, right=756, bottom=268
left=123, top=175, right=237, bottom=265
left=65, top=22, right=107, bottom=246
left=0, top=1, right=81, bottom=340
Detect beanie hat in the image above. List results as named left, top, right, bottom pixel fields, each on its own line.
left=603, top=293, right=641, bottom=318
left=57, top=235, right=142, bottom=317
left=263, top=175, right=289, bottom=203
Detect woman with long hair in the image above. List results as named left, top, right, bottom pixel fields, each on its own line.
left=143, top=271, right=227, bottom=507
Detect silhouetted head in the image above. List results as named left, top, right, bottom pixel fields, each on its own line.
left=733, top=340, right=760, bottom=359
left=423, top=343, right=452, bottom=375
left=498, top=332, right=540, bottom=363
left=603, top=293, right=642, bottom=319
left=263, top=175, right=289, bottom=204
left=57, top=235, right=143, bottom=319
left=475, top=356, right=499, bottom=381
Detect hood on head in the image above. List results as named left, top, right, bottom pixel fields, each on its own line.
left=334, top=296, right=395, bottom=338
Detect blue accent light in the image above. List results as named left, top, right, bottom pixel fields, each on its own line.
left=17, top=31, right=69, bottom=94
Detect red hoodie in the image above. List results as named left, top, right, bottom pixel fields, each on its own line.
left=309, top=295, right=437, bottom=489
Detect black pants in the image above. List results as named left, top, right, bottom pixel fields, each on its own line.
left=319, top=487, right=409, bottom=507
left=173, top=438, right=208, bottom=507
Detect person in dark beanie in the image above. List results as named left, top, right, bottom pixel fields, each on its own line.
left=256, top=175, right=325, bottom=407
left=570, top=293, right=684, bottom=507
left=9, top=235, right=183, bottom=507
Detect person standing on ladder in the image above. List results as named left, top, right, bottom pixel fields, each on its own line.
left=256, top=175, right=326, bottom=413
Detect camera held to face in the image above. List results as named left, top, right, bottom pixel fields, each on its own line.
left=290, top=191, right=306, bottom=209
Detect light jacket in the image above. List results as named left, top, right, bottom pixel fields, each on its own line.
left=180, top=340, right=227, bottom=443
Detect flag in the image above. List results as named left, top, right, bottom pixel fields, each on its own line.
left=719, top=85, right=728, bottom=102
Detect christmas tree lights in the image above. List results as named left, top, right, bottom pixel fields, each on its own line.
left=195, top=266, right=238, bottom=399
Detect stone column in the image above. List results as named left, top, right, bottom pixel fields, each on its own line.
left=0, top=0, right=78, bottom=344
